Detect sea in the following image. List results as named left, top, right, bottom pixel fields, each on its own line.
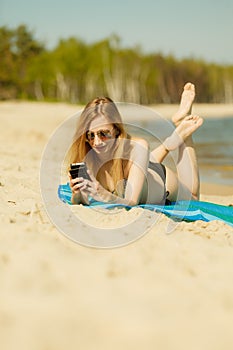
left=124, top=116, right=233, bottom=186
left=192, top=117, right=233, bottom=186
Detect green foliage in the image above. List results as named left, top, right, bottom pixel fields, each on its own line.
left=0, top=24, right=233, bottom=103
left=0, top=24, right=44, bottom=99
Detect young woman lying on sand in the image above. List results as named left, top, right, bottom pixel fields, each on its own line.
left=68, top=83, right=203, bottom=205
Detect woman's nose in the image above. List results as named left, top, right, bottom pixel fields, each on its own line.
left=93, top=134, right=102, bottom=146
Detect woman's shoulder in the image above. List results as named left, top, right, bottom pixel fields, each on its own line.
left=130, top=136, right=149, bottom=148
left=128, top=137, right=149, bottom=161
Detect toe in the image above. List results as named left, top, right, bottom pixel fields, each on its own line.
left=184, top=115, right=193, bottom=121
left=184, top=82, right=192, bottom=90
left=184, top=82, right=195, bottom=91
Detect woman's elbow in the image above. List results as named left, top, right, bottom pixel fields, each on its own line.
left=127, top=198, right=139, bottom=206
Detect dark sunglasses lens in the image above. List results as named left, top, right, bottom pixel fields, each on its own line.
left=86, top=129, right=112, bottom=141
left=86, top=132, right=94, bottom=141
left=99, top=130, right=111, bottom=139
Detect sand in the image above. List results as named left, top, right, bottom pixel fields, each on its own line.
left=1, top=101, right=233, bottom=350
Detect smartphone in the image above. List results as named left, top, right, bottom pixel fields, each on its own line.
left=69, top=162, right=92, bottom=181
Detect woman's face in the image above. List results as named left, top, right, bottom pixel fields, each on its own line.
left=86, top=114, right=117, bottom=156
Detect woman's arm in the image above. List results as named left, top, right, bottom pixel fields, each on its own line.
left=76, top=138, right=149, bottom=206
left=70, top=172, right=130, bottom=205
left=123, top=138, right=149, bottom=205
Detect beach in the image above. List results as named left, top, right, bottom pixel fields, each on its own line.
left=1, top=101, right=233, bottom=350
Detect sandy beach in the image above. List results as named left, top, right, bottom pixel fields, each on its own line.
left=1, top=101, right=233, bottom=350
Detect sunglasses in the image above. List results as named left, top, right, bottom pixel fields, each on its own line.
left=86, top=128, right=114, bottom=142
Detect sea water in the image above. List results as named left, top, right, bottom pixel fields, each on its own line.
left=193, top=117, right=233, bottom=185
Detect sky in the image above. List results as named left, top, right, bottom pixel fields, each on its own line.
left=1, top=0, right=233, bottom=64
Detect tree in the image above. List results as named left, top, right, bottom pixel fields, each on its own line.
left=0, top=26, right=17, bottom=99
left=1, top=24, right=233, bottom=103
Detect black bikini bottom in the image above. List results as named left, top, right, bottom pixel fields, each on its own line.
left=148, top=161, right=171, bottom=205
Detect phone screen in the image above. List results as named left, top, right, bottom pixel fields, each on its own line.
left=69, top=163, right=92, bottom=181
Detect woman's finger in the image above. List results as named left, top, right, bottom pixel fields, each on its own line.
left=72, top=181, right=87, bottom=193
left=70, top=177, right=84, bottom=185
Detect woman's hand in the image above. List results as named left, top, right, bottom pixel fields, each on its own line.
left=69, top=171, right=110, bottom=204
left=69, top=174, right=89, bottom=204
left=81, top=171, right=111, bottom=203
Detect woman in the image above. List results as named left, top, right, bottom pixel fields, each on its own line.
left=68, top=83, right=203, bottom=206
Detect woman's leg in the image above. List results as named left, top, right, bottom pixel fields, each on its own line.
left=149, top=82, right=203, bottom=201
left=146, top=117, right=202, bottom=204
left=164, top=83, right=201, bottom=200
left=172, top=82, right=195, bottom=126
left=150, top=82, right=196, bottom=164
left=164, top=116, right=203, bottom=201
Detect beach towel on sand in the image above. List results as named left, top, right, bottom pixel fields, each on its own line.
left=58, top=183, right=233, bottom=227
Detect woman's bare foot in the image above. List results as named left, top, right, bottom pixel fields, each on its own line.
left=164, top=115, right=203, bottom=151
left=172, top=83, right=195, bottom=126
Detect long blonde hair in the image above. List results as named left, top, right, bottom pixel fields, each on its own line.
left=67, top=97, right=131, bottom=196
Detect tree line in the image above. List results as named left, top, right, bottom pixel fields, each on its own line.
left=1, top=24, right=233, bottom=104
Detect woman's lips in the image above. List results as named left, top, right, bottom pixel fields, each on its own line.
left=93, top=145, right=106, bottom=151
